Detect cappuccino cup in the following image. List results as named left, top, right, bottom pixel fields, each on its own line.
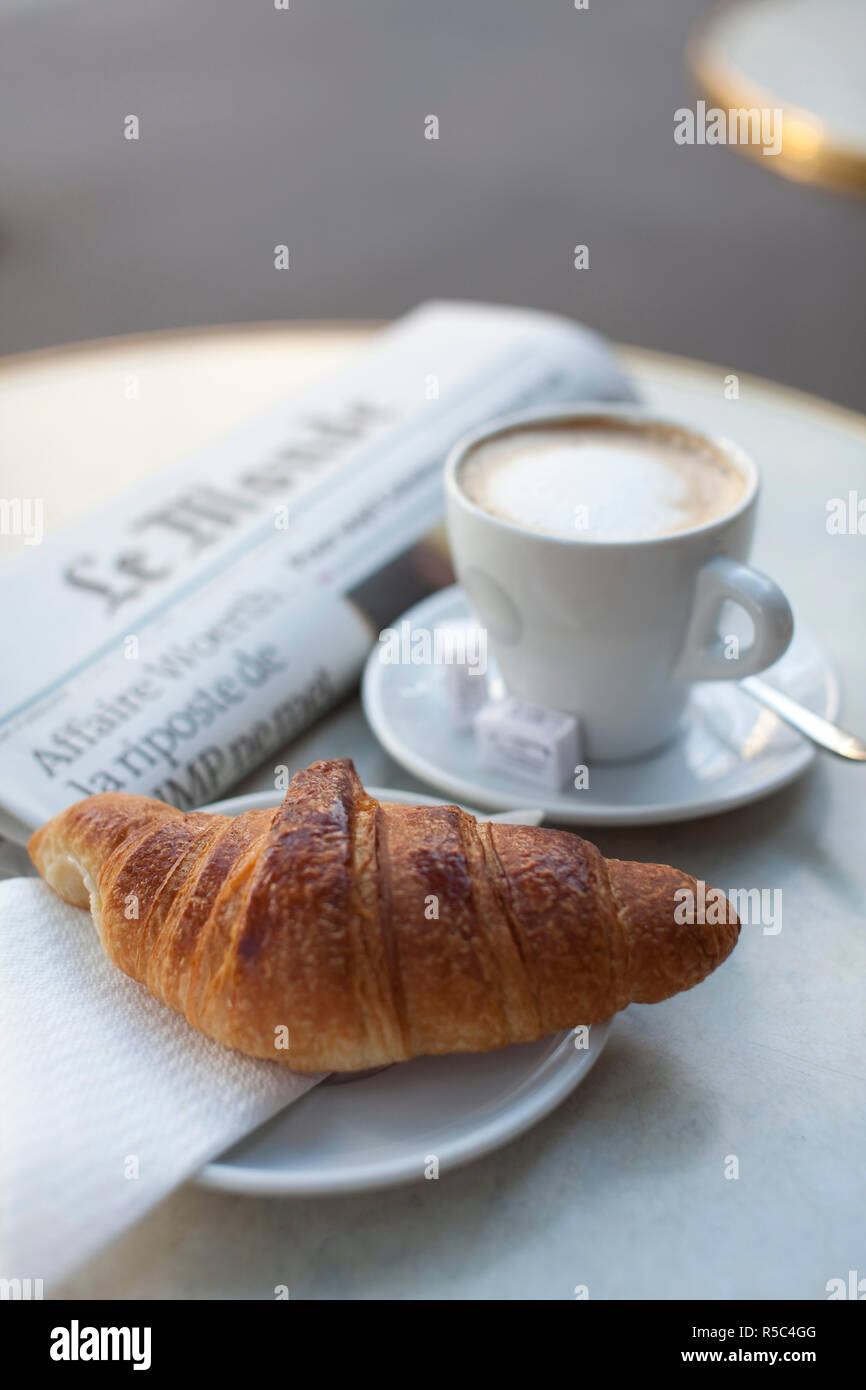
left=445, top=406, right=794, bottom=762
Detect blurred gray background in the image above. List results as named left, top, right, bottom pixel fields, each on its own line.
left=0, top=0, right=862, bottom=407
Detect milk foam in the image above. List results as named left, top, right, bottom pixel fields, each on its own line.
left=459, top=425, right=746, bottom=541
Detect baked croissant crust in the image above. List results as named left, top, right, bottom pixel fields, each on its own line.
left=28, top=758, right=738, bottom=1071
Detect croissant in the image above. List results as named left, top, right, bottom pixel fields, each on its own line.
left=28, top=757, right=738, bottom=1072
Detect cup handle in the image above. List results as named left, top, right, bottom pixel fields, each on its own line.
left=675, top=556, right=794, bottom=681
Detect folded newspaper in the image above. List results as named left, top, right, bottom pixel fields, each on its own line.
left=0, top=301, right=634, bottom=842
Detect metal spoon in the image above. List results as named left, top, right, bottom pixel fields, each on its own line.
left=740, top=677, right=866, bottom=761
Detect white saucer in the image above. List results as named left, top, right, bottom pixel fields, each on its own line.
left=196, top=786, right=610, bottom=1196
left=361, top=586, right=840, bottom=826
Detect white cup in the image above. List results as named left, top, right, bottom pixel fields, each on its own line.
left=445, top=405, right=794, bottom=762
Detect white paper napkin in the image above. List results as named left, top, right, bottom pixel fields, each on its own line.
left=0, top=878, right=321, bottom=1290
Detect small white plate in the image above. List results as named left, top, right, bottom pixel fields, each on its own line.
left=361, top=586, right=840, bottom=826
left=196, top=786, right=611, bottom=1196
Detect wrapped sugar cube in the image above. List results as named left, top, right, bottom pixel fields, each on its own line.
left=474, top=696, right=582, bottom=791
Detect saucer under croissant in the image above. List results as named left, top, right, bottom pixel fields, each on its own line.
left=29, top=758, right=737, bottom=1069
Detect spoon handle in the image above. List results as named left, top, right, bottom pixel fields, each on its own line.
left=740, top=677, right=866, bottom=762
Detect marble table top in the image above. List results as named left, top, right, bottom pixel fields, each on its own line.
left=3, top=323, right=863, bottom=1299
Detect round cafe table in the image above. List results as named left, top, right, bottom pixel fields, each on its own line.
left=2, top=323, right=864, bottom=1299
